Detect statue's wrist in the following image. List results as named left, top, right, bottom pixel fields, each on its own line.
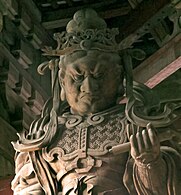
left=134, top=154, right=162, bottom=169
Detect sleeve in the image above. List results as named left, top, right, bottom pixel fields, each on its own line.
left=11, top=152, right=45, bottom=195
left=124, top=147, right=181, bottom=195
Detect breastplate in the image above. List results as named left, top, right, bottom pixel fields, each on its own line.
left=45, top=105, right=128, bottom=161
left=42, top=106, right=129, bottom=194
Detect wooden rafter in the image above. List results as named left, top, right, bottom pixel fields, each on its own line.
left=118, top=0, right=170, bottom=39
left=41, top=0, right=125, bottom=29
left=133, top=33, right=181, bottom=88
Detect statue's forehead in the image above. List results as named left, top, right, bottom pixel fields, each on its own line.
left=65, top=57, right=109, bottom=73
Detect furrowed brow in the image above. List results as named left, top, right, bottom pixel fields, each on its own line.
left=91, top=63, right=102, bottom=74
left=68, top=65, right=82, bottom=76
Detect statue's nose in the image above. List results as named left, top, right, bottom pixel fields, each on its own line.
left=80, top=76, right=98, bottom=93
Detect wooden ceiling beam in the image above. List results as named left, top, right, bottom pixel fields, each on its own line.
left=133, top=33, right=181, bottom=88
left=42, top=5, right=131, bottom=29
left=145, top=56, right=181, bottom=88
left=99, top=7, right=131, bottom=19
left=118, top=0, right=173, bottom=50
left=118, top=0, right=170, bottom=40
left=42, top=0, right=170, bottom=41
left=42, top=17, right=71, bottom=29
left=41, top=0, right=128, bottom=29
left=42, top=0, right=117, bottom=21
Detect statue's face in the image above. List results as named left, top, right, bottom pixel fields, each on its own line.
left=61, top=51, right=123, bottom=116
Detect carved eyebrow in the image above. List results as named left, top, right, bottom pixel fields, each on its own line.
left=68, top=65, right=82, bottom=76
left=91, top=63, right=105, bottom=74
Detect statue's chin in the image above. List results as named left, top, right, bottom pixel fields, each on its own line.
left=71, top=101, right=114, bottom=116
left=72, top=103, right=97, bottom=116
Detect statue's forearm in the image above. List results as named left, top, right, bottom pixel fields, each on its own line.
left=134, top=155, right=167, bottom=194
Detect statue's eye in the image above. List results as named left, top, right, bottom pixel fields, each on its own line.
left=94, top=73, right=104, bottom=79
left=73, top=75, right=84, bottom=82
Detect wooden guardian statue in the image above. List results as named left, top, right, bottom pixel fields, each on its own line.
left=11, top=9, right=181, bottom=195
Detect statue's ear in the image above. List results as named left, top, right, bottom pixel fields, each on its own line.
left=60, top=79, right=65, bottom=87
left=60, top=87, right=66, bottom=101
left=58, top=69, right=66, bottom=101
left=58, top=69, right=65, bottom=85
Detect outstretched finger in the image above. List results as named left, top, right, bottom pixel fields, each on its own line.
left=147, top=123, right=159, bottom=145
left=136, top=130, right=145, bottom=153
left=130, top=134, right=139, bottom=158
left=142, top=129, right=152, bottom=150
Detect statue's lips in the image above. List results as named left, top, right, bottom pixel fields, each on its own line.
left=80, top=94, right=100, bottom=100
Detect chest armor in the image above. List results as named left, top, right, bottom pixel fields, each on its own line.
left=45, top=105, right=128, bottom=161
left=42, top=106, right=129, bottom=194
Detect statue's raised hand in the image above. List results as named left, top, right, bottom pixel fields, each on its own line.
left=129, top=123, right=160, bottom=165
